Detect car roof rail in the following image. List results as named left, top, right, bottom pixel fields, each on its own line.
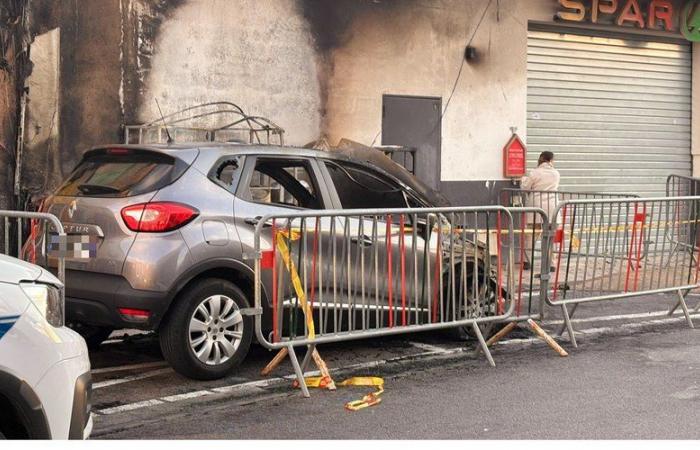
left=123, top=101, right=285, bottom=146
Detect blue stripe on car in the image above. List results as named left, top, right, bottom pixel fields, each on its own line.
left=0, top=315, right=20, bottom=340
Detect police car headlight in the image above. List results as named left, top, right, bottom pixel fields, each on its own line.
left=21, top=283, right=64, bottom=328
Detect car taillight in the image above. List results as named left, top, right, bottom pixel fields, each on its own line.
left=121, top=202, right=198, bottom=232
left=118, top=307, right=151, bottom=323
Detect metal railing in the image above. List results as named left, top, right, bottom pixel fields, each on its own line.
left=0, top=210, right=66, bottom=285
left=666, top=174, right=700, bottom=198
left=500, top=188, right=640, bottom=318
left=665, top=174, right=700, bottom=264
left=500, top=188, right=639, bottom=211
left=545, top=196, right=700, bottom=347
left=503, top=208, right=551, bottom=322
left=124, top=101, right=285, bottom=146
left=252, top=206, right=516, bottom=395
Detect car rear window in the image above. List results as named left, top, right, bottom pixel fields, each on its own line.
left=56, top=149, right=189, bottom=198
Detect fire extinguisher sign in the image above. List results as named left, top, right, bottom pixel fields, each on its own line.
left=503, top=133, right=527, bottom=178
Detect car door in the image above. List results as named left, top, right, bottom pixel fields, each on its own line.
left=232, top=155, right=334, bottom=337
left=318, top=159, right=437, bottom=327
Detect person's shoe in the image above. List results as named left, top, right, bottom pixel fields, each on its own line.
left=522, top=261, right=531, bottom=271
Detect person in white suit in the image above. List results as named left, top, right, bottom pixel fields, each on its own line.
left=520, top=151, right=560, bottom=271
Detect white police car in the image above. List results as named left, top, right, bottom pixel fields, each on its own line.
left=0, top=254, right=92, bottom=439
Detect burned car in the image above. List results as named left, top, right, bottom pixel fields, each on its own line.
left=36, top=143, right=504, bottom=380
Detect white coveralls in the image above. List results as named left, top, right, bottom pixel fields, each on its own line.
left=520, top=162, right=560, bottom=266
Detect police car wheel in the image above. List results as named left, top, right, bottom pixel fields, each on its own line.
left=159, top=278, right=253, bottom=380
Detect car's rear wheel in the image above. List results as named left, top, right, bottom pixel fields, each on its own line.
left=160, top=278, right=253, bottom=380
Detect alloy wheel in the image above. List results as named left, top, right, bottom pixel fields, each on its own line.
left=188, top=295, right=244, bottom=365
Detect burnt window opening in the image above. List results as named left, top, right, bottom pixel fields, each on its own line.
left=324, top=161, right=407, bottom=210
left=247, top=159, right=321, bottom=210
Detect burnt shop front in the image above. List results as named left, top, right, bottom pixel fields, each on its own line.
left=525, top=0, right=694, bottom=196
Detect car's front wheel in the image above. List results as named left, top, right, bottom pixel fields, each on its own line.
left=159, top=278, right=253, bottom=380
left=448, top=273, right=502, bottom=341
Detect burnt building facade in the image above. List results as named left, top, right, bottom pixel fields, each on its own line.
left=2, top=0, right=698, bottom=210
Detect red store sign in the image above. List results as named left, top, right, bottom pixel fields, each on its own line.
left=503, top=134, right=527, bottom=178
left=556, top=0, right=680, bottom=32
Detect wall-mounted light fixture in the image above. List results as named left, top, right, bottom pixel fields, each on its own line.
left=465, top=46, right=478, bottom=61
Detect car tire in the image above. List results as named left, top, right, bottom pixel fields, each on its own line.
left=71, top=324, right=114, bottom=351
left=447, top=273, right=502, bottom=342
left=159, top=278, right=253, bottom=380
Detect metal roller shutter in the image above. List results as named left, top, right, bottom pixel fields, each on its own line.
left=527, top=29, right=692, bottom=196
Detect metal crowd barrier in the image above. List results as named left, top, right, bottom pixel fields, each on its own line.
left=502, top=208, right=551, bottom=323
left=253, top=206, right=516, bottom=395
left=500, top=188, right=639, bottom=210
left=665, top=175, right=700, bottom=265
left=545, top=196, right=700, bottom=347
left=500, top=188, right=639, bottom=320
left=666, top=174, right=700, bottom=198
left=0, top=210, right=66, bottom=285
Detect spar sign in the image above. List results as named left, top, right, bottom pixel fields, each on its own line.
left=556, top=0, right=700, bottom=41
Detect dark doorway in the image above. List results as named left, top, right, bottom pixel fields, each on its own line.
left=381, top=95, right=441, bottom=190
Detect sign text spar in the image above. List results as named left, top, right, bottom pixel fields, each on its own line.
left=556, top=0, right=680, bottom=31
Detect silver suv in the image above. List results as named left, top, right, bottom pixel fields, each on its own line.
left=42, top=143, right=467, bottom=380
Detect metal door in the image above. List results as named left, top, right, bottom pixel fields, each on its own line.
left=382, top=95, right=442, bottom=190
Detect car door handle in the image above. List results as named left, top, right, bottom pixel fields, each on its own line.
left=351, top=235, right=374, bottom=247
left=244, top=216, right=270, bottom=228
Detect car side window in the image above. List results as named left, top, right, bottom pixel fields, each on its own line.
left=215, top=159, right=240, bottom=187
left=246, top=159, right=321, bottom=209
left=324, top=160, right=408, bottom=209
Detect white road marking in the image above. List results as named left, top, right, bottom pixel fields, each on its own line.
left=408, top=341, right=452, bottom=354
left=546, top=309, right=685, bottom=326
left=98, top=399, right=165, bottom=415
left=91, top=361, right=168, bottom=375
left=575, top=314, right=698, bottom=336
left=102, top=329, right=150, bottom=344
left=93, top=368, right=172, bottom=389
left=95, top=353, right=444, bottom=415
left=94, top=311, right=700, bottom=416
left=161, top=390, right=214, bottom=403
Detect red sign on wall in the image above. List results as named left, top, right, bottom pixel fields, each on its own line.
left=503, top=134, right=527, bottom=178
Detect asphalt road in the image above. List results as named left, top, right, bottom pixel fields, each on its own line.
left=90, top=294, right=700, bottom=439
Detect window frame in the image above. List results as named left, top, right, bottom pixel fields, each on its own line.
left=235, top=155, right=329, bottom=210
left=207, top=155, right=246, bottom=194
left=319, top=158, right=420, bottom=211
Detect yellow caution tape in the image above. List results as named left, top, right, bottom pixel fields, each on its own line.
left=275, top=229, right=316, bottom=339
left=296, top=376, right=385, bottom=411
left=273, top=228, right=339, bottom=391
left=571, top=234, right=580, bottom=251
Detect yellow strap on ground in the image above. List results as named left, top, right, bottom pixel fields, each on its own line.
left=298, top=376, right=385, bottom=411
left=275, top=230, right=315, bottom=339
